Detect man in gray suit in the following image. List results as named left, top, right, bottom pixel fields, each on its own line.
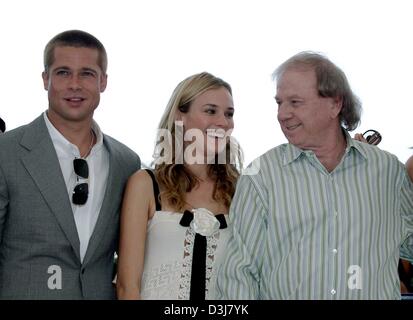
left=0, top=30, right=140, bottom=299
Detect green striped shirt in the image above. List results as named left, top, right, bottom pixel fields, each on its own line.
left=217, top=135, right=413, bottom=299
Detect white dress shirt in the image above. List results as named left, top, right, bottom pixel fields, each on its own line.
left=43, top=112, right=109, bottom=262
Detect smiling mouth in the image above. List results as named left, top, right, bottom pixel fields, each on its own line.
left=206, top=129, right=226, bottom=139
left=64, top=97, right=85, bottom=103
left=285, top=124, right=301, bottom=131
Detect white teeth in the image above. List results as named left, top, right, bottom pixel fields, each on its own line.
left=207, top=130, right=225, bottom=139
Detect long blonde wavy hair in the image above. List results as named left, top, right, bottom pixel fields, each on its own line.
left=152, top=72, right=242, bottom=211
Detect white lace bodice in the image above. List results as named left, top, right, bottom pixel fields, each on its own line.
left=140, top=210, right=231, bottom=300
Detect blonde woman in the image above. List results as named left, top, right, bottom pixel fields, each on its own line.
left=116, top=72, right=242, bottom=300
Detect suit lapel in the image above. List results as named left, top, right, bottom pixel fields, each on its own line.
left=20, top=115, right=81, bottom=261
left=82, top=137, right=123, bottom=266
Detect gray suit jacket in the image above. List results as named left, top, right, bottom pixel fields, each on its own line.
left=0, top=115, right=140, bottom=299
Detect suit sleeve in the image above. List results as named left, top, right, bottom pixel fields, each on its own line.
left=0, top=164, right=9, bottom=243
left=135, top=155, right=141, bottom=171
left=216, top=173, right=268, bottom=299
left=114, top=151, right=141, bottom=257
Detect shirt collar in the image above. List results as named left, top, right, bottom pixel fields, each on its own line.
left=345, top=130, right=368, bottom=159
left=282, top=129, right=367, bottom=166
left=43, top=111, right=104, bottom=158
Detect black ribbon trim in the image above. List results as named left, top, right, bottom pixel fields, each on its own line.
left=190, top=233, right=207, bottom=301
left=179, top=210, right=227, bottom=301
left=179, top=210, right=227, bottom=229
left=179, top=210, right=194, bottom=227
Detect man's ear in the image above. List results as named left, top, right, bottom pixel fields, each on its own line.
left=42, top=71, right=49, bottom=91
left=330, top=96, right=343, bottom=118
left=100, top=74, right=108, bottom=93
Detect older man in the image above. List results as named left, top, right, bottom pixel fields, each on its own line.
left=217, top=51, right=413, bottom=299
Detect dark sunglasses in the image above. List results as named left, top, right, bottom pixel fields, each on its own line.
left=72, top=158, right=89, bottom=205
left=362, top=129, right=382, bottom=146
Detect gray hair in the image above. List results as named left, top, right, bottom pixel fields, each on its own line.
left=273, top=51, right=362, bottom=131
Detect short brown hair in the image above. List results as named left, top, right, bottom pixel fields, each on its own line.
left=43, top=30, right=107, bottom=74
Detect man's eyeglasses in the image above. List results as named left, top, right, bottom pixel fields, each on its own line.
left=363, top=129, right=382, bottom=146
left=72, top=158, right=89, bottom=205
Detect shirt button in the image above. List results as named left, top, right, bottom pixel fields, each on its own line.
left=334, top=211, right=338, bottom=216
left=332, top=249, right=338, bottom=254
left=331, top=289, right=336, bottom=295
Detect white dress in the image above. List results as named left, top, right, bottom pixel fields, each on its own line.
left=140, top=210, right=231, bottom=300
